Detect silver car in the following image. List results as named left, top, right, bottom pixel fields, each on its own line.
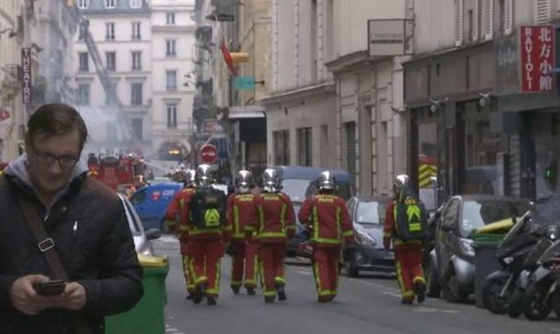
left=118, top=194, right=161, bottom=256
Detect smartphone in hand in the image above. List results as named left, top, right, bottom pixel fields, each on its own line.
left=34, top=280, right=66, bottom=296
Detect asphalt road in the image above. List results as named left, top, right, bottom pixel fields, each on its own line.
left=153, top=236, right=560, bottom=334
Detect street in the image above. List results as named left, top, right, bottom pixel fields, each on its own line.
left=153, top=236, right=560, bottom=334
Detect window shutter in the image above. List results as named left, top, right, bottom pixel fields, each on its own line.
left=472, top=0, right=479, bottom=41
left=536, top=0, right=550, bottom=24
left=455, top=0, right=464, bottom=46
left=504, top=0, right=513, bottom=34
left=484, top=0, right=494, bottom=40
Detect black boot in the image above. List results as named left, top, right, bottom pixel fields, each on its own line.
left=246, top=287, right=256, bottom=296
left=414, top=280, right=427, bottom=304
left=232, top=286, right=240, bottom=295
left=277, top=285, right=287, bottom=301
left=264, top=296, right=275, bottom=303
left=207, top=297, right=217, bottom=306
left=401, top=298, right=413, bottom=305
left=192, top=285, right=205, bottom=304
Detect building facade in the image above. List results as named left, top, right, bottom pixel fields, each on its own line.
left=150, top=0, right=196, bottom=161
left=404, top=0, right=560, bottom=216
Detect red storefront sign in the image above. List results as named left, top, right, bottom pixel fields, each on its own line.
left=520, top=25, right=555, bottom=92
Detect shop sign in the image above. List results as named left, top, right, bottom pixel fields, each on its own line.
left=519, top=25, right=555, bottom=92
left=21, top=48, right=32, bottom=104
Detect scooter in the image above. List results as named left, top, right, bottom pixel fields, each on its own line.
left=482, top=212, right=540, bottom=315
left=521, top=238, right=560, bottom=321
left=507, top=229, right=556, bottom=318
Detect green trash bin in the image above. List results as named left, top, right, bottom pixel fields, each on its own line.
left=106, top=264, right=169, bottom=334
left=472, top=234, right=504, bottom=309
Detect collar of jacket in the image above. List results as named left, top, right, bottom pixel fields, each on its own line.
left=4, top=153, right=89, bottom=207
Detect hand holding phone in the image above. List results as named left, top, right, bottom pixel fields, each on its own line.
left=34, top=280, right=66, bottom=296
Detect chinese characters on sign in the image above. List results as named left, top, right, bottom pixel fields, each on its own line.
left=520, top=25, right=555, bottom=92
left=21, top=48, right=32, bottom=104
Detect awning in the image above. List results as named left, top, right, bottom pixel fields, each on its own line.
left=228, top=105, right=265, bottom=119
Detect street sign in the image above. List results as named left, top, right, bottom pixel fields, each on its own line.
left=0, top=109, right=11, bottom=122
left=200, top=144, right=218, bottom=164
left=202, top=119, right=224, bottom=134
left=519, top=25, right=555, bottom=92
left=368, top=19, right=413, bottom=56
left=234, top=76, right=256, bottom=90
left=21, top=48, right=32, bottom=104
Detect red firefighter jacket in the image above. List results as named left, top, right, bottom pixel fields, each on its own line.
left=383, top=200, right=423, bottom=251
left=164, top=187, right=195, bottom=241
left=298, top=193, right=354, bottom=248
left=227, top=192, right=257, bottom=241
left=247, top=191, right=296, bottom=243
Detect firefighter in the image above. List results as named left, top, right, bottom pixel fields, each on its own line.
left=383, top=174, right=428, bottom=305
left=298, top=171, right=354, bottom=303
left=247, top=168, right=296, bottom=303
left=227, top=170, right=259, bottom=296
left=163, top=169, right=197, bottom=299
left=186, top=164, right=229, bottom=306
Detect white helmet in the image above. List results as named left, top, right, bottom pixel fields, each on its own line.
left=235, top=170, right=252, bottom=193
left=195, top=164, right=213, bottom=187
left=262, top=168, right=281, bottom=193
left=318, top=171, right=336, bottom=191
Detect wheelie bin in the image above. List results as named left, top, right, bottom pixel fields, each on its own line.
left=106, top=255, right=169, bottom=334
left=473, top=234, right=504, bottom=308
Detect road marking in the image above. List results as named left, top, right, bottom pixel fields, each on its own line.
left=549, top=328, right=560, bottom=333
left=413, top=306, right=460, bottom=314
left=166, top=329, right=179, bottom=332
left=296, top=270, right=313, bottom=276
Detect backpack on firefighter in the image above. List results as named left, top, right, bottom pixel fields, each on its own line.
left=189, top=187, right=227, bottom=229
left=394, top=189, right=427, bottom=241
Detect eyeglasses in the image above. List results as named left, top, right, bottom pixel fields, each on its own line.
left=30, top=146, right=80, bottom=169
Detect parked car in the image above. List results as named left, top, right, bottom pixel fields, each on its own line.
left=343, top=196, right=394, bottom=277
left=305, top=169, right=356, bottom=201
left=130, top=181, right=183, bottom=231
left=118, top=194, right=161, bottom=255
left=430, top=195, right=531, bottom=302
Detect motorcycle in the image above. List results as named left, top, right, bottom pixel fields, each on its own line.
left=482, top=212, right=540, bottom=314
left=521, top=238, right=560, bottom=321
left=507, top=227, right=556, bottom=318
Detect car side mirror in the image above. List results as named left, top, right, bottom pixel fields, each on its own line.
left=145, top=228, right=162, bottom=241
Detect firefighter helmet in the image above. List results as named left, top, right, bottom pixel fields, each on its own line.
left=393, top=174, right=411, bottom=196
left=185, top=169, right=196, bottom=188
left=318, top=171, right=336, bottom=191
left=195, top=164, right=213, bottom=187
left=236, top=170, right=252, bottom=193
left=262, top=168, right=281, bottom=193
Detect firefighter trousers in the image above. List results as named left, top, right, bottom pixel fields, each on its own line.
left=259, top=242, right=287, bottom=298
left=187, top=239, right=224, bottom=298
left=230, top=239, right=259, bottom=289
left=394, top=246, right=425, bottom=301
left=312, top=247, right=340, bottom=300
left=180, top=241, right=195, bottom=295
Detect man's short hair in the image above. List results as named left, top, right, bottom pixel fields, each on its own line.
left=26, top=103, right=88, bottom=150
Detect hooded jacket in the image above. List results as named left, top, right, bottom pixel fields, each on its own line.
left=0, top=155, right=143, bottom=334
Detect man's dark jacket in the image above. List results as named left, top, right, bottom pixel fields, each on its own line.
left=0, top=155, right=143, bottom=333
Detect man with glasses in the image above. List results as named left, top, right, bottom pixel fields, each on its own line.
left=0, top=103, right=143, bottom=333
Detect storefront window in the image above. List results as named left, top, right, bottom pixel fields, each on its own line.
left=417, top=109, right=438, bottom=211
left=460, top=103, right=502, bottom=195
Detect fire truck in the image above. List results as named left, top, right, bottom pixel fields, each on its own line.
left=88, top=154, right=146, bottom=196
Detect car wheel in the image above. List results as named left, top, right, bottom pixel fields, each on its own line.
left=425, top=259, right=441, bottom=298
left=443, top=269, right=469, bottom=303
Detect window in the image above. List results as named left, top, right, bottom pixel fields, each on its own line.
left=106, top=22, right=115, bottom=40
left=166, top=70, right=177, bottom=91
left=166, top=13, right=175, bottom=25
left=132, top=51, right=142, bottom=70
left=346, top=122, right=357, bottom=185
left=77, top=84, right=90, bottom=105
left=297, top=127, right=312, bottom=167
left=131, top=83, right=143, bottom=105
left=166, top=40, right=176, bottom=57
left=78, top=0, right=89, bottom=9
left=130, top=0, right=142, bottom=8
left=131, top=22, right=141, bottom=40
left=105, top=0, right=116, bottom=9
left=167, top=104, right=178, bottom=128
left=273, top=130, right=290, bottom=165
left=106, top=52, right=116, bottom=71
left=131, top=118, right=143, bottom=141
left=78, top=52, right=89, bottom=72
